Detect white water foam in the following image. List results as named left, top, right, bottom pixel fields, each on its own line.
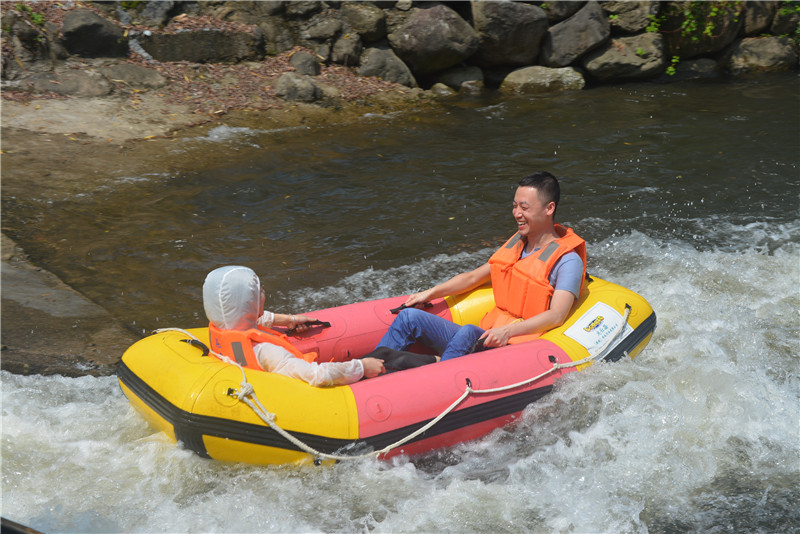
left=2, top=224, right=798, bottom=533
left=181, top=125, right=309, bottom=149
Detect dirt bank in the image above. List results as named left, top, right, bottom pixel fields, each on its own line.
left=1, top=83, right=432, bottom=196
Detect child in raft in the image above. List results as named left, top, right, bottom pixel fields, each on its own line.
left=203, top=265, right=386, bottom=386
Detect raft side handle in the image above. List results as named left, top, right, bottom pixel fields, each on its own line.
left=286, top=319, right=331, bottom=336
left=469, top=337, right=487, bottom=353
left=390, top=302, right=434, bottom=314
left=180, top=338, right=209, bottom=356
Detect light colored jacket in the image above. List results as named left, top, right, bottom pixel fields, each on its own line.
left=203, top=265, right=363, bottom=386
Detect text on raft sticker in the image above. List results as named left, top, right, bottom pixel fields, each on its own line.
left=564, top=302, right=633, bottom=358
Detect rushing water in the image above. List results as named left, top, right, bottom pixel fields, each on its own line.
left=3, top=75, right=799, bottom=533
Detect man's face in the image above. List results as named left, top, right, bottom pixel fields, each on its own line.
left=512, top=186, right=555, bottom=237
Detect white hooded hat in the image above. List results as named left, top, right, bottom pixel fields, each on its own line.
left=203, top=265, right=261, bottom=330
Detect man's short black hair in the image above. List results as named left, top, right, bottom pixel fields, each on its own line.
left=518, top=171, right=560, bottom=210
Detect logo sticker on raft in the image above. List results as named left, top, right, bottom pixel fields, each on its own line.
left=583, top=315, right=605, bottom=333
left=564, top=302, right=633, bottom=358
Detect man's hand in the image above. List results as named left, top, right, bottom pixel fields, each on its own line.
left=404, top=289, right=435, bottom=308
left=479, top=325, right=513, bottom=348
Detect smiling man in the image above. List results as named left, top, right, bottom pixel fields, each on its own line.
left=374, top=172, right=587, bottom=361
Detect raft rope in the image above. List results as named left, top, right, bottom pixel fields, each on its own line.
left=155, top=305, right=631, bottom=463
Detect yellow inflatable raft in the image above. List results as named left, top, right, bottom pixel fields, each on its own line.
left=118, top=275, right=655, bottom=466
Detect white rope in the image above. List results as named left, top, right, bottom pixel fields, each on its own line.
left=153, top=307, right=632, bottom=462
left=154, top=328, right=366, bottom=460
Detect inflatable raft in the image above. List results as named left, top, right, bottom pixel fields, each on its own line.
left=118, top=275, right=656, bottom=466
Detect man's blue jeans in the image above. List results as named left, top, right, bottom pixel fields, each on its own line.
left=376, top=308, right=485, bottom=361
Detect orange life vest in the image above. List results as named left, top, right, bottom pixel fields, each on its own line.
left=207, top=322, right=318, bottom=370
left=480, top=224, right=587, bottom=342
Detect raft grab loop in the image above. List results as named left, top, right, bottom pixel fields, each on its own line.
left=154, top=305, right=631, bottom=463
left=179, top=338, right=209, bottom=356
left=390, top=302, right=434, bottom=314
left=286, top=320, right=331, bottom=336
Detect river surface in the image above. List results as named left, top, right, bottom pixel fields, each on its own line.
left=3, top=75, right=799, bottom=533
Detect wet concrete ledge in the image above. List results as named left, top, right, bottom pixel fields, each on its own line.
left=1, top=233, right=137, bottom=377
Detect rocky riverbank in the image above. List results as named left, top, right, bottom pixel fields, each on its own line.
left=2, top=0, right=798, bottom=377
left=3, top=1, right=799, bottom=110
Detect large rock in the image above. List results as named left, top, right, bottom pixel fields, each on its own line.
left=659, top=1, right=744, bottom=59
left=332, top=33, right=362, bottom=67
left=358, top=45, right=418, bottom=88
left=742, top=1, right=779, bottom=35
left=285, top=1, right=324, bottom=19
left=341, top=2, right=386, bottom=43
left=100, top=64, right=167, bottom=89
left=274, top=71, right=321, bottom=102
left=602, top=1, right=660, bottom=34
left=653, top=58, right=721, bottom=83
left=2, top=12, right=54, bottom=72
left=301, top=13, right=343, bottom=41
left=33, top=70, right=112, bottom=97
left=387, top=4, right=479, bottom=75
left=542, top=1, right=586, bottom=23
left=139, top=0, right=178, bottom=27
left=470, top=1, right=549, bottom=68
left=290, top=50, right=322, bottom=76
left=583, top=33, right=666, bottom=81
left=259, top=17, right=297, bottom=56
left=771, top=4, right=800, bottom=35
left=724, top=36, right=799, bottom=75
left=138, top=29, right=264, bottom=63
left=61, top=9, right=128, bottom=58
left=500, top=66, right=586, bottom=94
left=542, top=1, right=610, bottom=67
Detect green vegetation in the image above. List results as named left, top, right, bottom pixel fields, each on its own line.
left=120, top=1, right=144, bottom=11
left=778, top=0, right=800, bottom=17
left=15, top=3, right=45, bottom=26
left=646, top=1, right=741, bottom=41
left=665, top=55, right=681, bottom=76
left=646, top=1, right=742, bottom=75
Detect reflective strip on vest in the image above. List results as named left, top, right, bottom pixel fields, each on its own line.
left=536, top=242, right=560, bottom=263
left=231, top=341, right=247, bottom=366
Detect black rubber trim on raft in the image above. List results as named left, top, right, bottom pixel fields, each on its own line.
left=117, top=360, right=552, bottom=458
left=603, top=311, right=657, bottom=363
left=117, top=310, right=657, bottom=459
